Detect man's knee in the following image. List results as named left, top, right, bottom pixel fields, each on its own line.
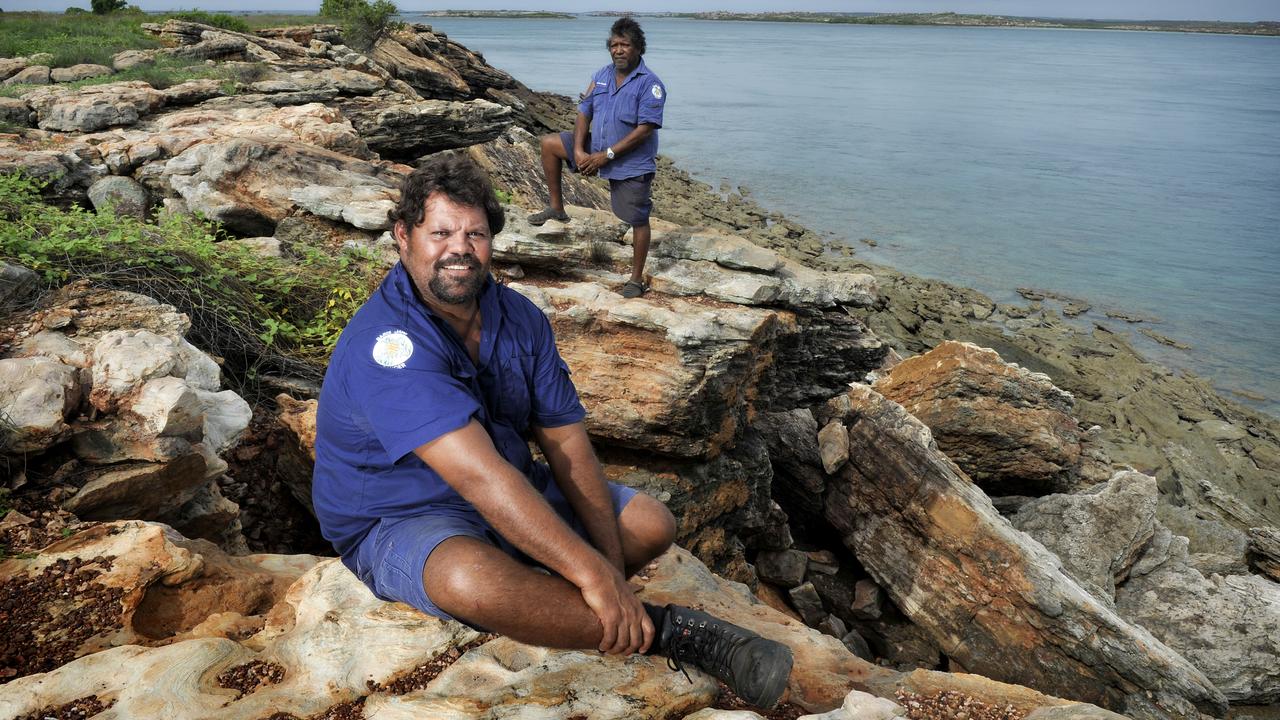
left=539, top=133, right=566, bottom=159
left=422, top=537, right=496, bottom=612
left=621, top=493, right=677, bottom=562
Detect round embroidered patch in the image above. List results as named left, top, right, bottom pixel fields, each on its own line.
left=651, top=84, right=663, bottom=99
left=372, top=330, right=413, bottom=369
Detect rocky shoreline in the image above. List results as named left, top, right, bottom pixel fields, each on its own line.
left=1, top=18, right=1279, bottom=720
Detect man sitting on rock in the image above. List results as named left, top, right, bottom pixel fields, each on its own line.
left=528, top=17, right=665, bottom=299
left=312, top=155, right=792, bottom=709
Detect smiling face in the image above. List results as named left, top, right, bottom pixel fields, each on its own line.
left=609, top=34, right=641, bottom=75
left=395, top=192, right=493, bottom=309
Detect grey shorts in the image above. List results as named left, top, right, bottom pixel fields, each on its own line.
left=347, top=470, right=638, bottom=623
left=559, top=131, right=654, bottom=226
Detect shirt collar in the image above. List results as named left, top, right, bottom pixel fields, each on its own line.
left=616, top=58, right=649, bottom=88
left=388, top=262, right=500, bottom=369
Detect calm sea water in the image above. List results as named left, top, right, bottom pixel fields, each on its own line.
left=414, top=16, right=1280, bottom=415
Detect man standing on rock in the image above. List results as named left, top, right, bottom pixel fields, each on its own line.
left=528, top=17, right=665, bottom=299
left=313, top=155, right=792, bottom=709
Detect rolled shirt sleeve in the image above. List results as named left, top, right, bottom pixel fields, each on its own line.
left=638, top=76, right=665, bottom=128
left=527, top=302, right=587, bottom=428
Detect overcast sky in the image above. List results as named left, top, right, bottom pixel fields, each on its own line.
left=15, top=1, right=1280, bottom=22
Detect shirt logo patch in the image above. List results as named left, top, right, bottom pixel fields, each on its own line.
left=372, top=330, right=413, bottom=369
left=652, top=84, right=663, bottom=99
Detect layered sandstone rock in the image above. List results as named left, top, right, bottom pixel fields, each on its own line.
left=816, top=385, right=1226, bottom=719
left=874, top=341, right=1105, bottom=495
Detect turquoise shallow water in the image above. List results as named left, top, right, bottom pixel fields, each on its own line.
left=415, top=16, right=1280, bottom=415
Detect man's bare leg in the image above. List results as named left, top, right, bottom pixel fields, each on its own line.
left=630, top=222, right=651, bottom=286
left=422, top=495, right=792, bottom=709
left=422, top=492, right=675, bottom=648
left=538, top=133, right=570, bottom=215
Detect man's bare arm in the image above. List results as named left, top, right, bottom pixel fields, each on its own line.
left=533, top=421, right=625, bottom=573
left=572, top=111, right=593, bottom=172
left=578, top=123, right=655, bottom=176
left=414, top=419, right=651, bottom=654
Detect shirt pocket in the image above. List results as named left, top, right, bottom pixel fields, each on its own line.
left=497, top=354, right=535, bottom=427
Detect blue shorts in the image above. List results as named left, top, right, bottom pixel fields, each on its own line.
left=346, top=469, right=638, bottom=622
left=559, top=131, right=654, bottom=226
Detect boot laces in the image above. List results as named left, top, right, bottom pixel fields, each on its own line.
left=665, top=613, right=741, bottom=685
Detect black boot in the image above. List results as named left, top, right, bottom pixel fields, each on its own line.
left=654, top=603, right=793, bottom=709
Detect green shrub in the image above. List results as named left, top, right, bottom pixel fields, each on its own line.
left=0, top=173, right=383, bottom=396
left=65, top=7, right=88, bottom=14
left=90, top=0, right=127, bottom=14
left=321, top=0, right=401, bottom=52
left=167, top=9, right=251, bottom=33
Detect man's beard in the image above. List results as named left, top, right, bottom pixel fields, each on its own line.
left=427, top=253, right=486, bottom=305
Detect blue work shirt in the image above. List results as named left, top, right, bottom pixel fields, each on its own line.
left=312, top=263, right=586, bottom=563
left=578, top=58, right=666, bottom=181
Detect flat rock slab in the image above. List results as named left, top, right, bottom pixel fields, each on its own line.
left=161, top=137, right=405, bottom=236
left=819, top=384, right=1226, bottom=720
left=25, top=81, right=165, bottom=133
left=50, top=64, right=113, bottom=83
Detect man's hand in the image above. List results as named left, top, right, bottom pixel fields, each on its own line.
left=577, top=150, right=607, bottom=176
left=579, top=563, right=654, bottom=655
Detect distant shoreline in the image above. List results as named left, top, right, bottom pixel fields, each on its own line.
left=413, top=10, right=1280, bottom=36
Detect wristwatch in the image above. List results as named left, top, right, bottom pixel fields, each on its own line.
left=605, top=147, right=615, bottom=160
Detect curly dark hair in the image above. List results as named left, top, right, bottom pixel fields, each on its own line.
left=387, top=154, right=505, bottom=236
left=608, top=17, right=645, bottom=55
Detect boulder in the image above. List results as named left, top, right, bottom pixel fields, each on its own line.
left=161, top=78, right=225, bottom=105
left=0, top=145, right=107, bottom=204
left=128, top=376, right=203, bottom=438
left=1, top=261, right=39, bottom=308
left=87, top=175, right=150, bottom=219
left=194, top=388, right=252, bottom=453
left=25, top=81, right=166, bottom=133
left=1009, top=471, right=1158, bottom=602
left=89, top=329, right=181, bottom=412
left=756, top=549, right=808, bottom=588
left=850, top=580, right=886, bottom=620
left=160, top=137, right=404, bottom=236
left=818, top=419, right=850, bottom=474
left=50, top=64, right=113, bottom=83
left=0, top=357, right=81, bottom=452
left=789, top=581, right=827, bottom=626
left=510, top=280, right=790, bottom=458
left=820, top=384, right=1226, bottom=720
left=0, top=57, right=29, bottom=82
left=341, top=96, right=513, bottom=159
left=874, top=341, right=1095, bottom=495
left=0, top=96, right=33, bottom=127
left=1116, top=532, right=1280, bottom=704
left=62, top=452, right=210, bottom=520
left=3, top=65, right=50, bottom=86
left=112, top=49, right=157, bottom=71
left=1157, top=504, right=1250, bottom=576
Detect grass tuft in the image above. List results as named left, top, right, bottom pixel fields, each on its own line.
left=0, top=172, right=383, bottom=399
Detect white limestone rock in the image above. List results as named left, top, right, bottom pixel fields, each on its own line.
left=0, top=356, right=81, bottom=452
left=128, top=376, right=203, bottom=438
left=194, top=388, right=252, bottom=453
